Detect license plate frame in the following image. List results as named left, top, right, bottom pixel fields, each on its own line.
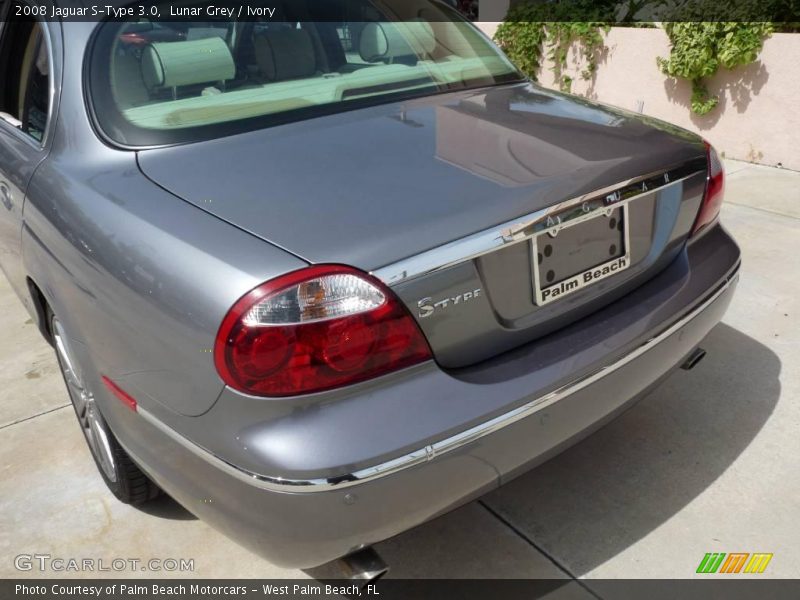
left=531, top=203, right=631, bottom=306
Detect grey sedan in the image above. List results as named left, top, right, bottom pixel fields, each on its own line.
left=0, top=0, right=739, bottom=579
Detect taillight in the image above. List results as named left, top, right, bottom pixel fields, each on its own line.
left=692, top=141, right=725, bottom=236
left=214, top=265, right=432, bottom=397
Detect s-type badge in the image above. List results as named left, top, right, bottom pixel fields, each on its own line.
left=417, top=288, right=482, bottom=318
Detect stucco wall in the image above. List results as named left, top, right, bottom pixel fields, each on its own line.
left=475, top=25, right=800, bottom=171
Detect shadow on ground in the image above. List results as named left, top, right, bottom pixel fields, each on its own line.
left=309, top=323, right=779, bottom=583
left=481, top=323, right=780, bottom=575
left=136, top=491, right=197, bottom=521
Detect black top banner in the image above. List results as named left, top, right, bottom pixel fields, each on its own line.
left=1, top=0, right=799, bottom=23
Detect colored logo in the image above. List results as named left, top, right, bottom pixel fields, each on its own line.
left=696, top=552, right=773, bottom=574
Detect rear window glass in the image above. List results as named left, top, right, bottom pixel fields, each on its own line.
left=88, top=0, right=523, bottom=146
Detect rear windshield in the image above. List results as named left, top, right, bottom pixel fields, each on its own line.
left=88, top=1, right=524, bottom=146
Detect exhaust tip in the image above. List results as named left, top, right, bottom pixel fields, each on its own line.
left=338, top=547, right=389, bottom=586
left=681, top=347, right=707, bottom=371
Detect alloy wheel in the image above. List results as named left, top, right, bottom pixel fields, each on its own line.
left=52, top=317, right=117, bottom=482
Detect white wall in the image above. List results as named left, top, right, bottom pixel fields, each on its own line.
left=474, top=25, right=800, bottom=171
left=476, top=21, right=501, bottom=39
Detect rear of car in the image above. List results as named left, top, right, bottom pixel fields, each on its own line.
left=37, top=0, right=740, bottom=569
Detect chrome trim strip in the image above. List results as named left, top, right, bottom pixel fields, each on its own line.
left=138, top=265, right=738, bottom=493
left=371, top=163, right=705, bottom=286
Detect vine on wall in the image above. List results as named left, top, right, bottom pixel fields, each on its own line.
left=657, top=22, right=773, bottom=115
left=495, top=2, right=611, bottom=93
left=495, top=2, right=778, bottom=115
left=546, top=22, right=610, bottom=93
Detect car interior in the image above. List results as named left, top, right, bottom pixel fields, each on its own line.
left=106, top=15, right=517, bottom=131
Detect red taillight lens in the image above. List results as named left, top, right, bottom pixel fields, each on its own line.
left=692, top=141, right=725, bottom=236
left=214, top=265, right=432, bottom=397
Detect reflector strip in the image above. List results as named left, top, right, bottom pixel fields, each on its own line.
left=102, top=376, right=138, bottom=412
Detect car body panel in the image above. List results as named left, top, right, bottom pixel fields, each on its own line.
left=0, top=18, right=62, bottom=306
left=18, top=22, right=309, bottom=416
left=0, top=126, right=43, bottom=299
left=136, top=83, right=708, bottom=366
left=388, top=167, right=707, bottom=366
left=115, top=252, right=738, bottom=568
left=149, top=225, right=740, bottom=480
left=137, top=83, right=704, bottom=273
left=0, top=16, right=742, bottom=571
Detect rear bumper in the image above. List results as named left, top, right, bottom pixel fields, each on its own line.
left=118, top=225, right=740, bottom=568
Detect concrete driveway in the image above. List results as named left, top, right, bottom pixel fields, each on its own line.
left=1, top=160, right=798, bottom=586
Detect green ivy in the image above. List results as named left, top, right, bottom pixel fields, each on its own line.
left=546, top=22, right=610, bottom=92
left=496, top=1, right=782, bottom=113
left=494, top=20, right=547, bottom=80
left=657, top=22, right=773, bottom=115
left=495, top=1, right=612, bottom=92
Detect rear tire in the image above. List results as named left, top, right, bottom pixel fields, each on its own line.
left=49, top=308, right=160, bottom=505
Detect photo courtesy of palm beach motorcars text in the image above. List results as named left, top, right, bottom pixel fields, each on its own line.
left=14, top=584, right=379, bottom=598
left=2, top=0, right=800, bottom=598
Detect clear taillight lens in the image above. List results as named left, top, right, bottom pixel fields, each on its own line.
left=214, top=265, right=432, bottom=397
left=692, top=141, right=725, bottom=236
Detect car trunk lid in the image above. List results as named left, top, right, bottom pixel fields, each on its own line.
left=137, top=82, right=708, bottom=367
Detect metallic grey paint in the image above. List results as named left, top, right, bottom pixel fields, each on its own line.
left=137, top=84, right=706, bottom=274
left=136, top=263, right=739, bottom=492
left=0, top=18, right=741, bottom=569
left=118, top=247, right=739, bottom=568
